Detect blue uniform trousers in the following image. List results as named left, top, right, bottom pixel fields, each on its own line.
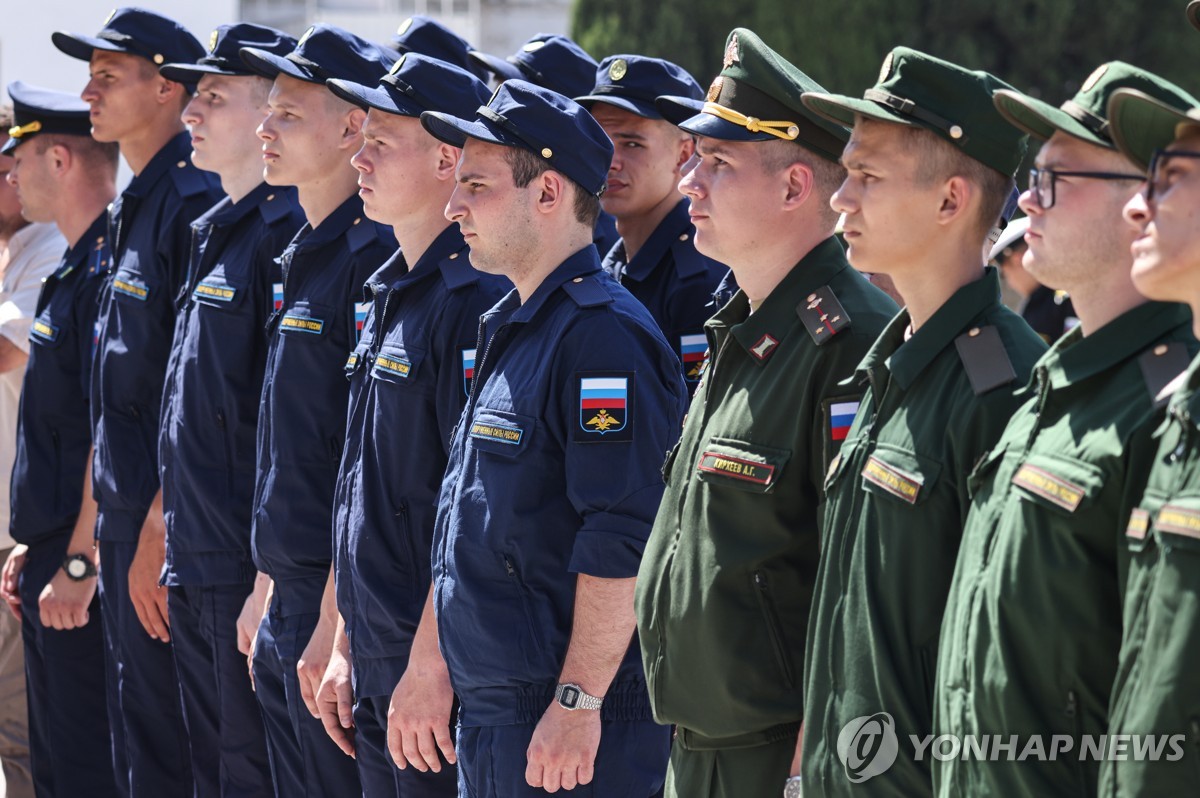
left=19, top=538, right=120, bottom=798
left=456, top=718, right=669, bottom=798
left=169, top=583, right=273, bottom=797
left=97, top=539, right=193, bottom=797
left=352, top=693, right=457, bottom=798
left=252, top=588, right=360, bottom=798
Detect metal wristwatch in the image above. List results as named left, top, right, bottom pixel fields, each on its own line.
left=62, top=553, right=98, bottom=582
left=783, top=775, right=803, bottom=798
left=554, top=682, right=603, bottom=711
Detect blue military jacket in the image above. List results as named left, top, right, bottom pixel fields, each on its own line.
left=432, top=245, right=688, bottom=727
left=602, top=199, right=725, bottom=389
left=91, top=131, right=223, bottom=541
left=10, top=214, right=110, bottom=546
left=334, top=225, right=510, bottom=698
left=160, top=183, right=305, bottom=586
left=251, top=194, right=395, bottom=606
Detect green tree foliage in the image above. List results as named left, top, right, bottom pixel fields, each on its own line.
left=572, top=0, right=1198, bottom=103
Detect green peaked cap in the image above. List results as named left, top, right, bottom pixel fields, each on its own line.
left=656, top=27, right=849, bottom=163
left=802, top=46, right=1028, bottom=177
left=993, top=61, right=1196, bottom=154
left=1107, top=87, right=1200, bottom=171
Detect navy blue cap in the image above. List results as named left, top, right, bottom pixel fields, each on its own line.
left=327, top=52, right=489, bottom=120
left=3, top=81, right=92, bottom=155
left=390, top=15, right=488, bottom=81
left=421, top=80, right=614, bottom=197
left=52, top=7, right=204, bottom=73
left=241, top=24, right=397, bottom=87
left=160, top=23, right=296, bottom=83
left=469, top=34, right=598, bottom=98
left=655, top=95, right=705, bottom=126
left=576, top=55, right=702, bottom=120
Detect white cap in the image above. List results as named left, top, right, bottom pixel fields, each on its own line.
left=989, top=216, right=1030, bottom=262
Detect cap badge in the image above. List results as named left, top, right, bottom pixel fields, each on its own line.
left=878, top=52, right=894, bottom=84
left=298, top=26, right=316, bottom=46
left=209, top=29, right=219, bottom=52
left=103, top=8, right=116, bottom=24
left=389, top=55, right=406, bottom=75
left=722, top=33, right=740, bottom=69
left=609, top=58, right=628, bottom=81
left=706, top=76, right=723, bottom=103
left=1081, top=64, right=1108, bottom=93
left=522, top=40, right=547, bottom=52
left=397, top=17, right=414, bottom=36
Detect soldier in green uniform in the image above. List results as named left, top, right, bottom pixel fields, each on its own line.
left=796, top=49, right=1047, bottom=797
left=933, top=64, right=1199, bottom=798
left=634, top=28, right=898, bottom=798
left=1096, top=80, right=1200, bottom=797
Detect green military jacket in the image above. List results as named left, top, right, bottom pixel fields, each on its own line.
left=1100, top=351, right=1200, bottom=797
left=801, top=268, right=1046, bottom=797
left=635, top=237, right=897, bottom=740
left=935, top=301, right=1196, bottom=798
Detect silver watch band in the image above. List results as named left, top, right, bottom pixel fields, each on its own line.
left=554, top=682, right=603, bottom=711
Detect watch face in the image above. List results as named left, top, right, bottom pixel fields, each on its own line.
left=560, top=685, right=580, bottom=708
left=67, top=558, right=87, bottom=578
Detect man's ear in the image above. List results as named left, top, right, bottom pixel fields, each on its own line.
left=674, top=135, right=696, bottom=173
left=533, top=169, right=567, bottom=216
left=937, top=175, right=973, bottom=227
left=156, top=77, right=185, bottom=107
left=49, top=143, right=74, bottom=176
left=781, top=160, right=814, bottom=211
left=434, top=143, right=460, bottom=182
left=340, top=107, right=367, bottom=148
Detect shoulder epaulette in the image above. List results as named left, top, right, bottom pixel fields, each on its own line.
left=1139, top=341, right=1191, bottom=408
left=258, top=192, right=294, bottom=225
left=796, top=285, right=852, bottom=346
left=670, top=233, right=712, bottom=279
left=169, top=160, right=214, bottom=199
left=440, top=252, right=480, bottom=291
left=562, top=274, right=613, bottom=308
left=953, top=325, right=1017, bottom=395
left=346, top=217, right=389, bottom=254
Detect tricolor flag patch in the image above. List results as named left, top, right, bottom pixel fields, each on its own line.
left=272, top=282, right=284, bottom=312
left=461, top=348, right=476, bottom=397
left=577, top=373, right=634, bottom=442
left=829, top=401, right=859, bottom=442
left=354, top=301, right=371, bottom=341
left=680, top=334, right=708, bottom=382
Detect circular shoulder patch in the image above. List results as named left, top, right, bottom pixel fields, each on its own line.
left=609, top=58, right=628, bottom=81
left=1081, top=64, right=1109, bottom=93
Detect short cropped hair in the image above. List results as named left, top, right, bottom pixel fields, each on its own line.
left=757, top=138, right=847, bottom=228
left=502, top=146, right=602, bottom=228
left=34, top=133, right=120, bottom=176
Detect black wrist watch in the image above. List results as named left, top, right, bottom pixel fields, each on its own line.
left=62, top=553, right=97, bottom=582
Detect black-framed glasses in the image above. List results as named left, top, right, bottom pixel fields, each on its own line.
left=1027, top=167, right=1145, bottom=209
left=1147, top=149, right=1200, bottom=202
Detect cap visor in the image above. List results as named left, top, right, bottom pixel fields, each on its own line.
left=992, top=90, right=1106, bottom=146
left=677, top=111, right=773, bottom=142
left=51, top=31, right=126, bottom=62
left=160, top=62, right=242, bottom=82
left=0, top=137, right=20, bottom=155
left=1108, top=88, right=1198, bottom=170
left=420, top=111, right=515, bottom=150
left=240, top=48, right=315, bottom=83
left=469, top=51, right=522, bottom=82
left=802, top=92, right=913, bottom=130
left=576, top=94, right=659, bottom=119
left=655, top=95, right=704, bottom=126
left=327, top=79, right=424, bottom=117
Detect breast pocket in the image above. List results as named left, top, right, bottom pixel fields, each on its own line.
left=278, top=301, right=332, bottom=339
left=467, top=407, right=536, bottom=458
left=694, top=437, right=792, bottom=494
left=1009, top=453, right=1103, bottom=516
left=370, top=343, right=425, bottom=387
left=858, top=443, right=941, bottom=506
left=192, top=275, right=248, bottom=312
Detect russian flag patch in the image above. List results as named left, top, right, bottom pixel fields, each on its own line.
left=354, top=301, right=371, bottom=341
left=462, top=348, right=476, bottom=397
left=829, top=400, right=859, bottom=442
left=680, top=333, right=708, bottom=382
left=272, top=282, right=284, bottom=312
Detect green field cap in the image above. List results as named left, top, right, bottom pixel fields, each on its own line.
left=1107, top=88, right=1200, bottom=170
left=994, top=61, right=1194, bottom=150
left=802, top=47, right=1027, bottom=177
left=656, top=28, right=849, bottom=163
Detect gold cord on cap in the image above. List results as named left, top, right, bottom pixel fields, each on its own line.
left=702, top=102, right=799, bottom=141
left=8, top=121, right=42, bottom=138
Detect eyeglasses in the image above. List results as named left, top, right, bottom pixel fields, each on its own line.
left=1027, top=167, right=1145, bottom=209
left=1146, top=149, right=1200, bottom=202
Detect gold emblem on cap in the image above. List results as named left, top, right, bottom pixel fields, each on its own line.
left=722, top=33, right=740, bottom=69
left=153, top=54, right=164, bottom=64
left=389, top=55, right=406, bottom=75
left=949, top=124, right=964, bottom=139
left=786, top=124, right=799, bottom=139
left=523, top=40, right=547, bottom=52
left=541, top=147, right=553, bottom=158
left=706, top=77, right=723, bottom=104
left=1081, top=64, right=1108, bottom=93
left=878, top=52, right=894, bottom=84
left=103, top=8, right=116, bottom=24
left=609, top=58, right=628, bottom=81
left=209, top=29, right=219, bottom=52
left=299, top=26, right=316, bottom=46
left=8, top=121, right=42, bottom=138
left=397, top=17, right=414, bottom=36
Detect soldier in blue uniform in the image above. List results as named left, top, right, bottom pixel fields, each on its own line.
left=390, top=15, right=489, bottom=80
left=51, top=8, right=224, bottom=795
left=319, top=52, right=510, bottom=796
left=576, top=56, right=726, bottom=392
left=239, top=25, right=397, bottom=798
left=156, top=24, right=305, bottom=797
left=417, top=80, right=687, bottom=797
left=1, top=82, right=121, bottom=798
